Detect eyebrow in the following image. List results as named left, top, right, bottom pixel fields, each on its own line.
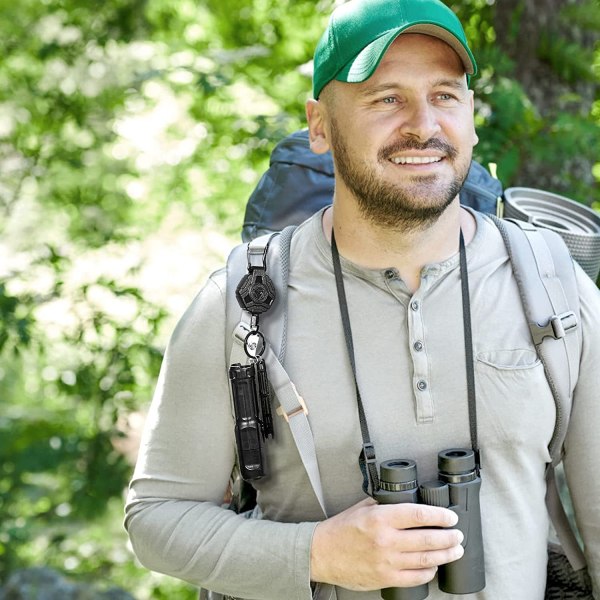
left=359, top=77, right=467, bottom=98
left=431, top=78, right=468, bottom=91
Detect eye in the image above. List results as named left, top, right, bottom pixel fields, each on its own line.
left=381, top=96, right=397, bottom=104
left=436, top=92, right=459, bottom=102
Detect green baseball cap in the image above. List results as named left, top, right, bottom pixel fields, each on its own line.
left=312, top=0, right=477, bottom=98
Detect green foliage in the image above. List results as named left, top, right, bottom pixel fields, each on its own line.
left=455, top=0, right=497, bottom=52
left=0, top=283, right=34, bottom=353
left=538, top=35, right=596, bottom=84
left=473, top=74, right=542, bottom=183
left=457, top=0, right=600, bottom=203
left=560, top=0, right=600, bottom=32
left=0, top=264, right=167, bottom=586
left=0, top=0, right=152, bottom=246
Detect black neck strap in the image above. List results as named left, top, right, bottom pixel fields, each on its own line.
left=331, top=229, right=480, bottom=496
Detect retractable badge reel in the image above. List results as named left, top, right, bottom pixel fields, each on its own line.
left=235, top=240, right=276, bottom=360
left=235, top=241, right=277, bottom=320
left=232, top=241, right=277, bottom=442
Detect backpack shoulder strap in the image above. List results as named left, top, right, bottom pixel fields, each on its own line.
left=490, top=216, right=581, bottom=462
left=490, top=216, right=586, bottom=570
left=225, top=226, right=330, bottom=519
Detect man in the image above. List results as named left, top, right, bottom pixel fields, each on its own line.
left=125, top=1, right=600, bottom=599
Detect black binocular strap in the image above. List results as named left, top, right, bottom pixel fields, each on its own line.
left=459, top=231, right=481, bottom=472
left=331, top=232, right=379, bottom=494
left=331, top=229, right=481, bottom=497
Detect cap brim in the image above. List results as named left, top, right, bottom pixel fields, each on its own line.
left=335, top=24, right=476, bottom=85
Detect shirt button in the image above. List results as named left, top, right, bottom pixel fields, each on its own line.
left=417, top=380, right=428, bottom=391
left=384, top=269, right=396, bottom=280
left=410, top=301, right=420, bottom=311
left=413, top=341, right=424, bottom=352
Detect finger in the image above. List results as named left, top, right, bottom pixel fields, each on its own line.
left=381, top=503, right=459, bottom=529
left=387, top=566, right=438, bottom=589
left=355, top=496, right=377, bottom=508
left=392, top=544, right=465, bottom=571
left=392, top=527, right=464, bottom=552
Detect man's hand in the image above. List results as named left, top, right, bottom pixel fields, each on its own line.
left=310, top=498, right=464, bottom=591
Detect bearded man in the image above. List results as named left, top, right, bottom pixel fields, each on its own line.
left=125, top=1, right=600, bottom=599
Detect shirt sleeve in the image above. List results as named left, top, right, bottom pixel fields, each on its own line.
left=562, top=265, right=600, bottom=596
left=124, top=270, right=317, bottom=600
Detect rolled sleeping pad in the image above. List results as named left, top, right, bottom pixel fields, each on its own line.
left=504, top=187, right=600, bottom=282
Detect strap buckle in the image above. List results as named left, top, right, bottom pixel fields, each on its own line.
left=362, top=442, right=377, bottom=466
left=276, top=385, right=308, bottom=423
left=529, top=311, right=578, bottom=346
left=360, top=443, right=379, bottom=496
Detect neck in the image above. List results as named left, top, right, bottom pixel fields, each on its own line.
left=323, top=196, right=476, bottom=293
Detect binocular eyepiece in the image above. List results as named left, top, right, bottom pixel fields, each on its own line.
left=373, top=449, right=485, bottom=599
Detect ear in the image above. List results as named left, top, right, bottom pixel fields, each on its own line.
left=305, top=99, right=331, bottom=155
left=468, top=90, right=479, bottom=147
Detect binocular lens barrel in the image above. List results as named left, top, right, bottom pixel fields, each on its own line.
left=431, top=449, right=485, bottom=595
left=374, top=460, right=429, bottom=600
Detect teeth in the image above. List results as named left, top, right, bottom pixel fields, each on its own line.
left=391, top=156, right=442, bottom=164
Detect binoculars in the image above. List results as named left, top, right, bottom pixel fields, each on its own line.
left=373, top=449, right=485, bottom=599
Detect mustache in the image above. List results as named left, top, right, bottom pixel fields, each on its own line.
left=379, top=138, right=457, bottom=161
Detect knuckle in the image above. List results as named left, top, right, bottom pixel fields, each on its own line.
left=368, top=508, right=386, bottom=528
left=413, top=505, right=429, bottom=525
left=366, top=510, right=387, bottom=531
left=371, top=530, right=392, bottom=553
left=419, top=551, right=435, bottom=568
left=373, top=560, right=390, bottom=580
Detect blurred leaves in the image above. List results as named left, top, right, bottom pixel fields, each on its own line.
left=0, top=283, right=34, bottom=353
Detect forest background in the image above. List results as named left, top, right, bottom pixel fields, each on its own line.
left=1, top=0, right=599, bottom=598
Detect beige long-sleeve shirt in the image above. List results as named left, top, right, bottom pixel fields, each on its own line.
left=126, top=209, right=600, bottom=600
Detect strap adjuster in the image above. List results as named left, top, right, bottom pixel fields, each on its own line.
left=530, top=311, right=578, bottom=346
left=276, top=385, right=308, bottom=423
left=362, top=443, right=377, bottom=465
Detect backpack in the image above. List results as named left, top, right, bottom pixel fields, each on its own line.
left=216, top=131, right=589, bottom=599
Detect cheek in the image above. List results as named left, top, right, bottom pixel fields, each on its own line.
left=450, top=119, right=478, bottom=151
left=344, top=123, right=382, bottom=157
left=460, top=110, right=478, bottom=148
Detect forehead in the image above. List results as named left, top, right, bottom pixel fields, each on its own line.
left=369, top=33, right=465, bottom=83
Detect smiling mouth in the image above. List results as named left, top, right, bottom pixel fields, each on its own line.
left=389, top=156, right=443, bottom=165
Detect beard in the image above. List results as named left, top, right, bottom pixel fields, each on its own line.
left=329, top=118, right=470, bottom=231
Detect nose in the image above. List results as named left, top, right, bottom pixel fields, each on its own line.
left=398, top=99, right=441, bottom=142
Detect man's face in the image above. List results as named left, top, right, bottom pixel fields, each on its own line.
left=314, top=33, right=478, bottom=230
